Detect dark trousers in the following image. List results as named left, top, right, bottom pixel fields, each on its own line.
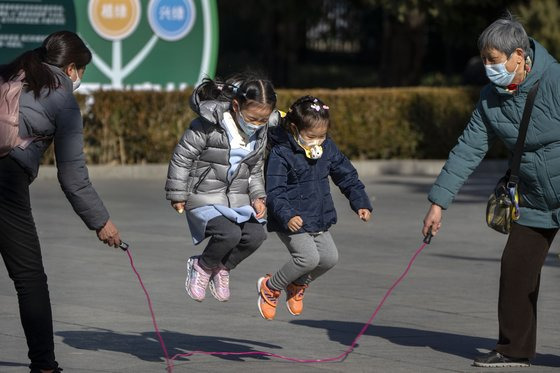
left=199, top=215, right=266, bottom=270
left=0, top=157, right=59, bottom=371
left=495, top=222, right=558, bottom=358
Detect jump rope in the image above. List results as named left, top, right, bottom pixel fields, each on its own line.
left=118, top=229, right=433, bottom=373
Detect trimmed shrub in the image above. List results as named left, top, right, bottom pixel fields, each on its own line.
left=44, top=86, right=503, bottom=164
left=276, top=87, right=484, bottom=159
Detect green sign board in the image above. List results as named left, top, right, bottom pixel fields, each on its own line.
left=0, top=0, right=219, bottom=90
left=0, top=0, right=76, bottom=62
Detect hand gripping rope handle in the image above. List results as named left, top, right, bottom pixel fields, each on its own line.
left=423, top=227, right=433, bottom=244
left=119, top=228, right=434, bottom=373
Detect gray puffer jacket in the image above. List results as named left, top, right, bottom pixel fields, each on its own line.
left=165, top=88, right=279, bottom=210
left=8, top=64, right=110, bottom=230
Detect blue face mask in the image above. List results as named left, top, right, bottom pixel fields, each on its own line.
left=236, top=111, right=263, bottom=137
left=484, top=55, right=520, bottom=87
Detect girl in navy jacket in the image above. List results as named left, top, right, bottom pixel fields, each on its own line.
left=257, top=96, right=373, bottom=320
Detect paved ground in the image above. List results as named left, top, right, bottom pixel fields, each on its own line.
left=1, top=165, right=559, bottom=372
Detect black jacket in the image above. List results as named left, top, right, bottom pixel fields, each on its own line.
left=266, top=125, right=372, bottom=233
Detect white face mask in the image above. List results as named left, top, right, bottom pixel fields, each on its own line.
left=68, top=65, right=82, bottom=91
left=294, top=131, right=324, bottom=160
left=72, top=75, right=81, bottom=91
left=484, top=54, right=520, bottom=87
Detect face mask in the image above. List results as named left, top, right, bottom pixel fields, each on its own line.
left=484, top=55, right=519, bottom=87
left=294, top=131, right=324, bottom=160
left=72, top=75, right=81, bottom=91
left=68, top=66, right=81, bottom=91
left=236, top=111, right=262, bottom=137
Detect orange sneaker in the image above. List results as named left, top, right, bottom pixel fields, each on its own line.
left=286, top=282, right=307, bottom=316
left=257, top=275, right=281, bottom=320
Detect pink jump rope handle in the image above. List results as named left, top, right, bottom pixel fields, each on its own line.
left=119, top=241, right=129, bottom=251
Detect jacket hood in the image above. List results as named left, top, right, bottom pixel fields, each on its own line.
left=494, top=38, right=557, bottom=95
left=189, top=83, right=281, bottom=128
left=268, top=124, right=288, bottom=144
left=268, top=124, right=302, bottom=153
left=189, top=83, right=231, bottom=126
left=26, top=64, right=73, bottom=94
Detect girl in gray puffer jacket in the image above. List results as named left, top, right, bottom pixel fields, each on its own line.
left=165, top=74, right=278, bottom=302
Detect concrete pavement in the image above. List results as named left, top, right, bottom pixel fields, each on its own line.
left=1, top=163, right=559, bottom=372
left=32, top=160, right=509, bottom=180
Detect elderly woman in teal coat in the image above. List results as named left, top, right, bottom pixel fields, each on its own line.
left=422, top=15, right=560, bottom=368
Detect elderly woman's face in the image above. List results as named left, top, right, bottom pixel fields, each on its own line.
left=480, top=48, right=524, bottom=72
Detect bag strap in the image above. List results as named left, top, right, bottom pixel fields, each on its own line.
left=508, top=80, right=540, bottom=187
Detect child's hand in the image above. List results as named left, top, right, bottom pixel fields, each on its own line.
left=358, top=209, right=371, bottom=222
left=252, top=198, right=266, bottom=219
left=172, top=201, right=186, bottom=214
left=288, top=216, right=303, bottom=232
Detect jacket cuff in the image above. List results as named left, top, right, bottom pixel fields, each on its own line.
left=349, top=196, right=373, bottom=213
left=166, top=192, right=188, bottom=202
left=278, top=210, right=297, bottom=231
left=83, top=209, right=110, bottom=230
left=250, top=191, right=266, bottom=202
left=427, top=186, right=452, bottom=210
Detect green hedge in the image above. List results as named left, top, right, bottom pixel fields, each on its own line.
left=44, top=87, right=504, bottom=164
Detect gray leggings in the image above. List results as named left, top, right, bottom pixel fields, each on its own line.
left=269, top=231, right=339, bottom=291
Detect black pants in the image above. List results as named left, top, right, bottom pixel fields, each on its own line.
left=199, top=215, right=266, bottom=270
left=495, top=222, right=558, bottom=358
left=0, top=157, right=59, bottom=371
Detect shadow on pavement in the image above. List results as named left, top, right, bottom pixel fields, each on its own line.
left=290, top=320, right=560, bottom=367
left=56, top=329, right=280, bottom=362
left=0, top=361, right=28, bottom=368
left=373, top=176, right=497, bottom=203
left=431, top=253, right=560, bottom=268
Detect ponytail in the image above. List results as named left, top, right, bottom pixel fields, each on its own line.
left=0, top=31, right=91, bottom=98
left=195, top=77, right=230, bottom=101
left=0, top=49, right=54, bottom=97
left=194, top=73, right=277, bottom=110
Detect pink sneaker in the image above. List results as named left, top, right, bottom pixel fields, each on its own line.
left=209, top=264, right=230, bottom=302
left=185, top=256, right=212, bottom=302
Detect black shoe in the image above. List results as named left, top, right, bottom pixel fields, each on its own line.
left=30, top=367, right=63, bottom=373
left=473, top=350, right=530, bottom=368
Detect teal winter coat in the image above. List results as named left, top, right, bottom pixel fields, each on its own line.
left=429, top=39, right=560, bottom=228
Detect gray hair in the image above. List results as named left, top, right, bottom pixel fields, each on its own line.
left=478, top=13, right=530, bottom=56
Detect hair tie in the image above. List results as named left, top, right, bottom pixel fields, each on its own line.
left=33, top=46, right=46, bottom=60
left=230, top=81, right=244, bottom=96
left=309, top=102, right=329, bottom=112
left=235, top=88, right=247, bottom=98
